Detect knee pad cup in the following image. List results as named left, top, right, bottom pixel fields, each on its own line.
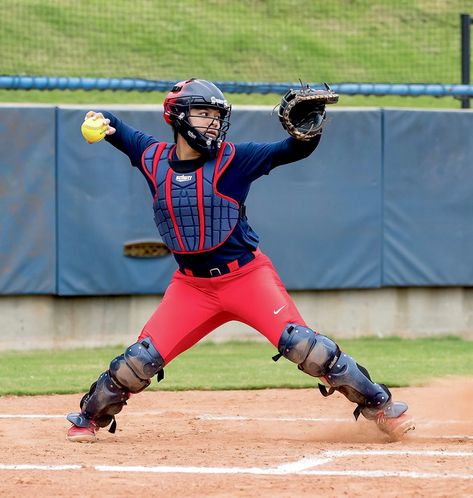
left=324, top=352, right=391, bottom=418
left=109, top=339, right=165, bottom=394
left=278, top=324, right=339, bottom=378
left=79, top=370, right=129, bottom=428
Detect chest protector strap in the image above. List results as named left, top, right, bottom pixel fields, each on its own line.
left=142, top=142, right=240, bottom=254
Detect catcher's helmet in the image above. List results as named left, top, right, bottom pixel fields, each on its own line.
left=163, top=78, right=231, bottom=156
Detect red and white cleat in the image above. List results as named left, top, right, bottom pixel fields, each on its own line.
left=66, top=421, right=99, bottom=443
left=375, top=412, right=415, bottom=441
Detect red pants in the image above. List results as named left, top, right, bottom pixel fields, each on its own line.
left=138, top=251, right=307, bottom=363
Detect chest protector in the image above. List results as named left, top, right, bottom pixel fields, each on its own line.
left=141, top=142, right=240, bottom=254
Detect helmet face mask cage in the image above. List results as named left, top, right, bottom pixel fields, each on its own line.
left=168, top=97, right=231, bottom=156
left=163, top=79, right=232, bottom=157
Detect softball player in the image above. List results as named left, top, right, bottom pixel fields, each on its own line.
left=67, top=79, right=414, bottom=442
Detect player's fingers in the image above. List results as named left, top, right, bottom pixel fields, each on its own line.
left=103, top=119, right=113, bottom=131
left=106, top=126, right=116, bottom=135
left=84, top=111, right=105, bottom=121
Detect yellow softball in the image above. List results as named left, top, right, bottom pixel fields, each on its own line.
left=81, top=117, right=107, bottom=144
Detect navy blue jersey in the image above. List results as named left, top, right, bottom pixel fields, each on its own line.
left=102, top=111, right=320, bottom=273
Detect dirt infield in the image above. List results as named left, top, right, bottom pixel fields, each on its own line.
left=0, top=379, right=472, bottom=497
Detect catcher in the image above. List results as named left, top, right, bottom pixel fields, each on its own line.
left=66, top=78, right=415, bottom=443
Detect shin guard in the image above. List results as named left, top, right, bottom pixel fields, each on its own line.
left=275, top=324, right=406, bottom=420
left=67, top=338, right=164, bottom=432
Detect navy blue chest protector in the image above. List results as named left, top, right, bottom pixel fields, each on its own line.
left=141, top=142, right=240, bottom=254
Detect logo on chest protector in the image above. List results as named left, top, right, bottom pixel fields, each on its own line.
left=176, top=174, right=193, bottom=182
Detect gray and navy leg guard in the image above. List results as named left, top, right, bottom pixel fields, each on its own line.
left=67, top=338, right=164, bottom=432
left=274, top=324, right=408, bottom=421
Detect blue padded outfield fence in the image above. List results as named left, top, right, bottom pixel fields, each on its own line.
left=1, top=105, right=473, bottom=296
left=2, top=76, right=473, bottom=98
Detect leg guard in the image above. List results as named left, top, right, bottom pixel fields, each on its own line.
left=67, top=338, right=164, bottom=431
left=275, top=324, right=408, bottom=420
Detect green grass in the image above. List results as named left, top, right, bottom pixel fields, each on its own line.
left=1, top=1, right=470, bottom=108
left=1, top=337, right=472, bottom=396
left=0, top=89, right=463, bottom=109
left=1, top=0, right=467, bottom=83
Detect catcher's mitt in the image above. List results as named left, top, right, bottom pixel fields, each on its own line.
left=278, top=83, right=339, bottom=140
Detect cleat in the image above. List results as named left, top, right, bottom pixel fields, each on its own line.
left=67, top=421, right=99, bottom=443
left=376, top=412, right=415, bottom=441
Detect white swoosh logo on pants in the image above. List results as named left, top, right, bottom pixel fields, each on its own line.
left=273, top=304, right=287, bottom=315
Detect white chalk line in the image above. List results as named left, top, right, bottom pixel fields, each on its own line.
left=0, top=412, right=470, bottom=425
left=93, top=465, right=473, bottom=480
left=275, top=457, right=333, bottom=472
left=0, top=464, right=81, bottom=471
left=0, top=413, right=351, bottom=422
left=1, top=449, right=473, bottom=480
left=0, top=414, right=65, bottom=419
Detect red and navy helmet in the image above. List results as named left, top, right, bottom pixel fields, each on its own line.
left=163, top=78, right=231, bottom=157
